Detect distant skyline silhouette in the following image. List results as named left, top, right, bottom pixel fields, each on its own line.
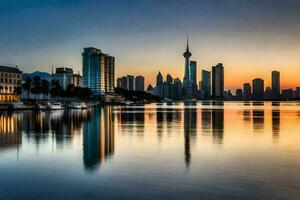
left=1, top=0, right=300, bottom=90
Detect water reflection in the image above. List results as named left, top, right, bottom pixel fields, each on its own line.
left=83, top=107, right=114, bottom=172
left=183, top=106, right=197, bottom=168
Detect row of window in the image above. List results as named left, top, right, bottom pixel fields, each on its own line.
left=0, top=94, right=19, bottom=102
left=0, top=73, right=21, bottom=78
left=0, top=86, right=17, bottom=93
left=0, top=78, right=21, bottom=84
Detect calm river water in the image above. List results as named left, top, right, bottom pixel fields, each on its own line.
left=0, top=101, right=300, bottom=199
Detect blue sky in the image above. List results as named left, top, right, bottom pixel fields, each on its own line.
left=1, top=0, right=300, bottom=88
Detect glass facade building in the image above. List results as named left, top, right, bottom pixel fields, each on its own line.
left=82, top=47, right=115, bottom=95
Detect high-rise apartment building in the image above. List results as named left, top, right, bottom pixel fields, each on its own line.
left=127, top=75, right=134, bottom=90
left=271, top=70, right=280, bottom=100
left=243, top=83, right=251, bottom=100
left=82, top=47, right=115, bottom=95
left=212, top=63, right=224, bottom=98
left=201, top=70, right=211, bottom=99
left=135, top=76, right=145, bottom=91
left=252, top=78, right=264, bottom=100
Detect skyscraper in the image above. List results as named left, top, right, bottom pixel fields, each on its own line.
left=82, top=47, right=115, bottom=95
left=201, top=70, right=211, bottom=99
left=190, top=60, right=197, bottom=95
left=166, top=74, right=173, bottom=84
left=104, top=55, right=115, bottom=93
left=135, top=76, right=145, bottom=91
left=127, top=75, right=134, bottom=90
left=156, top=71, right=163, bottom=87
left=271, top=70, right=280, bottom=100
left=252, top=78, right=264, bottom=100
left=182, top=36, right=193, bottom=98
left=212, top=63, right=224, bottom=98
left=243, top=83, right=251, bottom=100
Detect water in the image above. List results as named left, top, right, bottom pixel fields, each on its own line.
left=0, top=102, right=300, bottom=200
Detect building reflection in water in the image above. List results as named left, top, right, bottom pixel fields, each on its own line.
left=183, top=103, right=197, bottom=168
left=83, top=107, right=114, bottom=172
left=272, top=102, right=280, bottom=139
left=252, top=102, right=265, bottom=131
left=211, top=102, right=224, bottom=144
left=0, top=112, right=22, bottom=151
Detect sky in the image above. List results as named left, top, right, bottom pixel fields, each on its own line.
left=0, top=0, right=300, bottom=90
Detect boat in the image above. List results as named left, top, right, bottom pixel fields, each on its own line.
left=10, top=102, right=25, bottom=109
left=47, top=102, right=63, bottom=110
left=36, top=103, right=47, bottom=110
left=68, top=102, right=87, bottom=109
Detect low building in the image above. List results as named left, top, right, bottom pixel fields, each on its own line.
left=0, top=66, right=22, bottom=102
left=52, top=67, right=82, bottom=90
left=281, top=89, right=294, bottom=100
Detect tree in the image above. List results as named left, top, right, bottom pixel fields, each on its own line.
left=31, top=76, right=42, bottom=100
left=13, top=86, right=22, bottom=95
left=41, top=79, right=50, bottom=100
left=50, top=80, right=63, bottom=98
left=22, top=77, right=32, bottom=99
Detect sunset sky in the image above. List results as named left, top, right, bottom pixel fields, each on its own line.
left=1, top=0, right=300, bottom=90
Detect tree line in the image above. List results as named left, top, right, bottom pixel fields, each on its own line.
left=22, top=76, right=92, bottom=100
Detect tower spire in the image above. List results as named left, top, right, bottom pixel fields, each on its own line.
left=186, top=35, right=189, bottom=51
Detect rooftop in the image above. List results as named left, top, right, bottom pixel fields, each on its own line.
left=0, top=65, right=22, bottom=73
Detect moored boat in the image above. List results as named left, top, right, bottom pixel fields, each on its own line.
left=47, top=102, right=63, bottom=110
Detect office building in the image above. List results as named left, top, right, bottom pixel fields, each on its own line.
left=236, top=89, right=243, bottom=100
left=252, top=78, right=264, bottom=100
left=243, top=83, right=251, bottom=100
left=212, top=63, right=224, bottom=98
left=135, top=76, right=145, bottom=91
left=0, top=66, right=22, bottom=102
left=156, top=71, right=163, bottom=87
left=295, top=87, right=300, bottom=99
left=52, top=67, right=82, bottom=90
left=271, top=71, right=280, bottom=99
left=281, top=89, right=294, bottom=100
left=190, top=61, right=197, bottom=93
left=201, top=70, right=211, bottom=99
left=166, top=74, right=173, bottom=84
left=82, top=47, right=115, bottom=95
left=127, top=75, right=134, bottom=90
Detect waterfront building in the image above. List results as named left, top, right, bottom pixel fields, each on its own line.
left=127, top=75, right=134, bottom=90
left=104, top=55, right=115, bottom=93
left=52, top=67, right=82, bottom=90
left=190, top=61, right=197, bottom=94
left=71, top=72, right=83, bottom=88
left=0, top=66, right=22, bottom=102
left=135, top=76, right=145, bottom=91
left=243, top=83, right=251, bottom=100
left=166, top=74, right=173, bottom=84
left=264, top=87, right=272, bottom=100
left=271, top=71, right=280, bottom=100
left=281, top=89, right=294, bottom=100
left=173, top=78, right=183, bottom=99
left=252, top=78, right=264, bottom=100
left=156, top=71, right=163, bottom=87
left=236, top=89, right=243, bottom=100
left=212, top=63, right=224, bottom=98
left=295, top=87, right=300, bottom=99
left=82, top=47, right=115, bottom=95
left=201, top=70, right=211, bottom=99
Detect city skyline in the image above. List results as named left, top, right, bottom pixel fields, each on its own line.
left=1, top=0, right=300, bottom=90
